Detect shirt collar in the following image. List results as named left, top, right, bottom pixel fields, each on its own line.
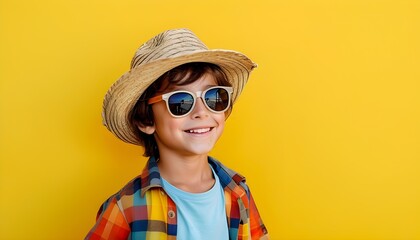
left=140, top=156, right=246, bottom=197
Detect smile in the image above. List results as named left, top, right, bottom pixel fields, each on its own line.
left=185, top=127, right=213, bottom=134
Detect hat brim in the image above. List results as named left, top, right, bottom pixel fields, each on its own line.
left=102, top=49, right=256, bottom=145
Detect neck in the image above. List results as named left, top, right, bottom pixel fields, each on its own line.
left=157, top=153, right=215, bottom=193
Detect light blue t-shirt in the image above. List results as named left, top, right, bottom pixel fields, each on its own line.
left=161, top=165, right=229, bottom=240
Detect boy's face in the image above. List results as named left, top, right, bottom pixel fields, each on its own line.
left=148, top=73, right=226, bottom=158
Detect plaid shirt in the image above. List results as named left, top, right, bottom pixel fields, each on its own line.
left=85, top=156, right=269, bottom=240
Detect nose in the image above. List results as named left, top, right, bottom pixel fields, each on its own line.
left=190, top=97, right=210, bottom=119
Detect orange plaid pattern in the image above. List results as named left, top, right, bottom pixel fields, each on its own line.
left=85, top=157, right=268, bottom=239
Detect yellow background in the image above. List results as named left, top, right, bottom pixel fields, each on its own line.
left=1, top=0, right=419, bottom=239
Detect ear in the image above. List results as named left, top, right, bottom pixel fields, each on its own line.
left=138, top=124, right=156, bottom=135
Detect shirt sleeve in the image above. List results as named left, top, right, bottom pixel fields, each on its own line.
left=249, top=190, right=270, bottom=239
left=85, top=196, right=131, bottom=240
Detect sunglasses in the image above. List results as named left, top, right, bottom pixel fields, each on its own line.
left=148, top=86, right=233, bottom=117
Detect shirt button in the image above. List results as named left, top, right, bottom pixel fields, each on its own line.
left=168, top=210, right=176, bottom=219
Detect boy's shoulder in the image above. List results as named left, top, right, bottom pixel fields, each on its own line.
left=208, top=157, right=250, bottom=193
left=94, top=174, right=143, bottom=218
left=117, top=174, right=143, bottom=199
left=208, top=157, right=245, bottom=181
left=113, top=157, right=160, bottom=200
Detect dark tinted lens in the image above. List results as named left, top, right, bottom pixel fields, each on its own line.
left=204, top=88, right=230, bottom=112
left=168, top=92, right=194, bottom=116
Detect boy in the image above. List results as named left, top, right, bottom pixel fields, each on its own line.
left=86, top=28, right=269, bottom=239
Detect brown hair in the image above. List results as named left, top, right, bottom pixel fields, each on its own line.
left=129, top=62, right=232, bottom=157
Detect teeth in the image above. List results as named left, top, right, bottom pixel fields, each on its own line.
left=187, top=128, right=211, bottom=133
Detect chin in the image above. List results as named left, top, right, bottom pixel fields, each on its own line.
left=186, top=145, right=214, bottom=156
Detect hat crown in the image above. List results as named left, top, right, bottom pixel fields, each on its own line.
left=130, top=29, right=208, bottom=69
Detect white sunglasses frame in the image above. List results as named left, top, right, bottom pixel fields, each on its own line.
left=148, top=86, right=233, bottom=118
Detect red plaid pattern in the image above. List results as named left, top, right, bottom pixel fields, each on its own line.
left=85, top=157, right=268, bottom=239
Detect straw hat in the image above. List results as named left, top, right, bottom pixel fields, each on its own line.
left=102, top=28, right=257, bottom=145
